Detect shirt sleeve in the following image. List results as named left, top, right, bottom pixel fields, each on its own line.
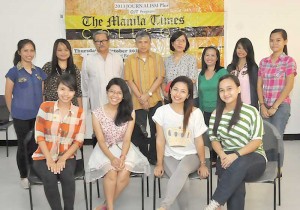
left=188, top=56, right=198, bottom=81
left=258, top=59, right=264, bottom=77
left=152, top=106, right=163, bottom=126
left=193, top=108, right=207, bottom=138
left=5, top=67, right=18, bottom=83
left=157, top=54, right=165, bottom=78
left=73, top=108, right=86, bottom=147
left=286, top=57, right=297, bottom=76
left=208, top=113, right=219, bottom=142
left=34, top=103, right=47, bottom=143
left=39, top=67, right=48, bottom=80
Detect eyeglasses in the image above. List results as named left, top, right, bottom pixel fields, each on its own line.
left=94, top=39, right=108, bottom=44
left=107, top=90, right=123, bottom=96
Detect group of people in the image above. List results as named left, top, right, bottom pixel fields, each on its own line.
left=4, top=28, right=296, bottom=210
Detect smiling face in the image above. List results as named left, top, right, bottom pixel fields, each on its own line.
left=204, top=48, right=218, bottom=67
left=219, top=78, right=240, bottom=105
left=57, top=83, right=75, bottom=104
left=170, top=81, right=189, bottom=105
left=19, top=43, right=35, bottom=63
left=107, top=84, right=123, bottom=106
left=172, top=35, right=187, bottom=53
left=56, top=42, right=70, bottom=62
left=236, top=43, right=247, bottom=59
left=269, top=32, right=287, bottom=54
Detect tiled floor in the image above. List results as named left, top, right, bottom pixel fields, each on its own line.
left=0, top=141, right=299, bottom=210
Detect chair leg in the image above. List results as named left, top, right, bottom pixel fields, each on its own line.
left=206, top=177, right=209, bottom=204
left=96, top=179, right=100, bottom=198
left=158, top=177, right=161, bottom=198
left=29, top=185, right=33, bottom=210
left=90, top=182, right=93, bottom=210
left=278, top=176, right=281, bottom=206
left=6, top=129, right=9, bottom=157
left=141, top=175, right=144, bottom=210
left=146, top=176, right=149, bottom=197
left=83, top=179, right=88, bottom=210
left=210, top=164, right=213, bottom=199
left=274, top=181, right=277, bottom=210
left=153, top=176, right=156, bottom=210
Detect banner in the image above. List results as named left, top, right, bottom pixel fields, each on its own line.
left=65, top=0, right=224, bottom=69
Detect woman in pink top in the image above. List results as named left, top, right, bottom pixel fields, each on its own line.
left=86, top=78, right=150, bottom=210
left=257, top=29, right=297, bottom=139
left=227, top=38, right=259, bottom=110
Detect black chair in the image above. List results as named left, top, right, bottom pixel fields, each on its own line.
left=0, top=95, right=13, bottom=157
left=153, top=132, right=212, bottom=210
left=247, top=120, right=283, bottom=210
left=23, top=130, right=88, bottom=210
left=89, top=134, right=149, bottom=210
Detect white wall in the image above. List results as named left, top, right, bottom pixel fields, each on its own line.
left=0, top=0, right=299, bottom=140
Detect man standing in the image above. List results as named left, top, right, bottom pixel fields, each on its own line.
left=81, top=30, right=123, bottom=111
left=124, top=31, right=165, bottom=165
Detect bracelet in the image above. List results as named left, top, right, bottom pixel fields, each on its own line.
left=259, top=102, right=265, bottom=106
left=200, top=161, right=206, bottom=165
left=120, top=154, right=126, bottom=159
left=233, top=150, right=241, bottom=158
left=271, top=106, right=278, bottom=110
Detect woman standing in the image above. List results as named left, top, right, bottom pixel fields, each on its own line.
left=43, top=38, right=82, bottom=107
left=32, top=74, right=85, bottom=210
left=198, top=46, right=228, bottom=125
left=5, top=39, right=47, bottom=188
left=257, top=29, right=297, bottom=139
left=205, top=75, right=266, bottom=210
left=227, top=38, right=259, bottom=109
left=153, top=76, right=209, bottom=210
left=162, top=31, right=198, bottom=106
left=87, top=78, right=150, bottom=210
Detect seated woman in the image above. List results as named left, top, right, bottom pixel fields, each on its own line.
left=153, top=76, right=209, bottom=210
left=86, top=78, right=150, bottom=210
left=32, top=74, right=85, bottom=210
left=205, top=74, right=267, bottom=210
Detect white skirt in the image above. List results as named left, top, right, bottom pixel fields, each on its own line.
left=86, top=142, right=151, bottom=182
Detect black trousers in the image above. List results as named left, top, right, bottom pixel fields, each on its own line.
left=13, top=118, right=37, bottom=178
left=33, top=158, right=77, bottom=210
left=131, top=101, right=162, bottom=161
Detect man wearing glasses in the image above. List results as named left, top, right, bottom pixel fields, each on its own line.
left=81, top=30, right=124, bottom=111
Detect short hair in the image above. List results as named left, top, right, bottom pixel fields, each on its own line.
left=135, top=31, right=151, bottom=42
left=170, top=31, right=190, bottom=52
left=57, top=74, right=77, bottom=92
left=92, top=30, right=109, bottom=41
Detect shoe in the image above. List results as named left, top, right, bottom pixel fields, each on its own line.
left=94, top=205, right=106, bottom=210
left=20, top=178, right=29, bottom=189
left=157, top=208, right=166, bottom=210
left=204, top=200, right=220, bottom=210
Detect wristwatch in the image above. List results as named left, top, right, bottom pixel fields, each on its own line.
left=148, top=91, right=153, bottom=97
left=234, top=150, right=241, bottom=158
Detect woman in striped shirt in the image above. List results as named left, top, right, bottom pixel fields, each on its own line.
left=32, top=74, right=85, bottom=210
left=205, top=74, right=266, bottom=210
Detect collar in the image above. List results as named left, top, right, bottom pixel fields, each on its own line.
left=135, top=51, right=155, bottom=59
left=266, top=52, right=286, bottom=62
left=54, top=100, right=75, bottom=115
left=16, top=62, right=36, bottom=70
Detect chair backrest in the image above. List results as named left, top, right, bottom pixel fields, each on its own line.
left=202, top=132, right=212, bottom=159
left=0, top=95, right=10, bottom=124
left=262, top=120, right=283, bottom=167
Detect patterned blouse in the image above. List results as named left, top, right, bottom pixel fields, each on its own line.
left=42, top=62, right=82, bottom=106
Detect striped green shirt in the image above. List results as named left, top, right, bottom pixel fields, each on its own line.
left=208, top=103, right=266, bottom=158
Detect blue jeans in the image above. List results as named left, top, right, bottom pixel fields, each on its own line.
left=212, top=152, right=266, bottom=210
left=263, top=102, right=291, bottom=140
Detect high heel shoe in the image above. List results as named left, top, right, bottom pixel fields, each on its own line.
left=94, top=205, right=107, bottom=210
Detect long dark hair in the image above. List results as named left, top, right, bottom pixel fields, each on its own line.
left=13, top=39, right=36, bottom=66
left=270, top=29, right=288, bottom=55
left=213, top=74, right=242, bottom=136
left=227, top=38, right=258, bottom=89
left=200, top=46, right=223, bottom=75
left=50, top=39, right=76, bottom=77
left=170, top=31, right=190, bottom=52
left=168, top=76, right=194, bottom=132
left=106, top=78, right=133, bottom=126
